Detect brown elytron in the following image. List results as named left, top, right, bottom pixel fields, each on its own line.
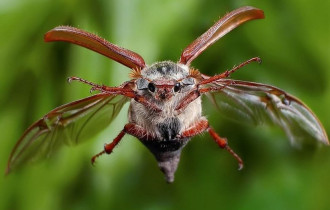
left=6, top=6, right=328, bottom=183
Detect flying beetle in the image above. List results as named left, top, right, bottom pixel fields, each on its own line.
left=6, top=6, right=328, bottom=183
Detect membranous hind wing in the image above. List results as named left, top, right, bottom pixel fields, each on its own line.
left=206, top=79, right=328, bottom=146
left=6, top=93, right=129, bottom=174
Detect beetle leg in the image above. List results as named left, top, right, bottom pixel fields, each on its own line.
left=208, top=127, right=243, bottom=170
left=68, top=76, right=133, bottom=93
left=175, top=85, right=221, bottom=113
left=175, top=89, right=200, bottom=113
left=178, top=118, right=209, bottom=138
left=133, top=95, right=162, bottom=112
left=124, top=123, right=155, bottom=140
left=178, top=118, right=244, bottom=170
left=68, top=76, right=108, bottom=92
left=175, top=86, right=229, bottom=113
left=199, top=57, right=261, bottom=85
left=91, top=130, right=126, bottom=165
left=91, top=123, right=155, bottom=164
left=68, top=76, right=161, bottom=112
left=176, top=57, right=261, bottom=113
left=110, top=90, right=162, bottom=112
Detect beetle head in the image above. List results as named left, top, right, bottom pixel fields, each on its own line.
left=136, top=61, right=196, bottom=102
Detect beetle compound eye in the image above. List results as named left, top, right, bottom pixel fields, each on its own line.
left=174, top=83, right=181, bottom=92
left=148, top=83, right=156, bottom=92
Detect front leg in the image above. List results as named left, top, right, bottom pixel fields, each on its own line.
left=68, top=76, right=162, bottom=112
left=176, top=57, right=262, bottom=113
left=179, top=118, right=243, bottom=170
left=199, top=57, right=261, bottom=85
left=175, top=87, right=221, bottom=113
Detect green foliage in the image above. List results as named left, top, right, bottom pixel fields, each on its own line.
left=0, top=0, right=329, bottom=209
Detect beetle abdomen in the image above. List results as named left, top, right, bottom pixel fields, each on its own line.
left=140, top=137, right=190, bottom=183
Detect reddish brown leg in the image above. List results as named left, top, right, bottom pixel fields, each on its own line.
left=91, top=123, right=155, bottom=164
left=124, top=123, right=155, bottom=140
left=175, top=89, right=200, bottom=112
left=208, top=127, right=244, bottom=170
left=180, top=118, right=209, bottom=138
left=179, top=119, right=243, bottom=170
left=68, top=76, right=110, bottom=92
left=199, top=57, right=261, bottom=85
left=68, top=76, right=134, bottom=93
left=133, top=95, right=162, bottom=112
left=175, top=86, right=227, bottom=112
left=176, top=57, right=261, bottom=113
left=91, top=130, right=126, bottom=165
left=68, top=76, right=162, bottom=112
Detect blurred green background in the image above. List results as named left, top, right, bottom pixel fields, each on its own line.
left=1, top=0, right=329, bottom=209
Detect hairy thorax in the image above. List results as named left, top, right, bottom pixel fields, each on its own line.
left=128, top=96, right=202, bottom=141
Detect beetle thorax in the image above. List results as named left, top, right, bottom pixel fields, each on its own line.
left=141, top=61, right=189, bottom=80
left=128, top=61, right=202, bottom=141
